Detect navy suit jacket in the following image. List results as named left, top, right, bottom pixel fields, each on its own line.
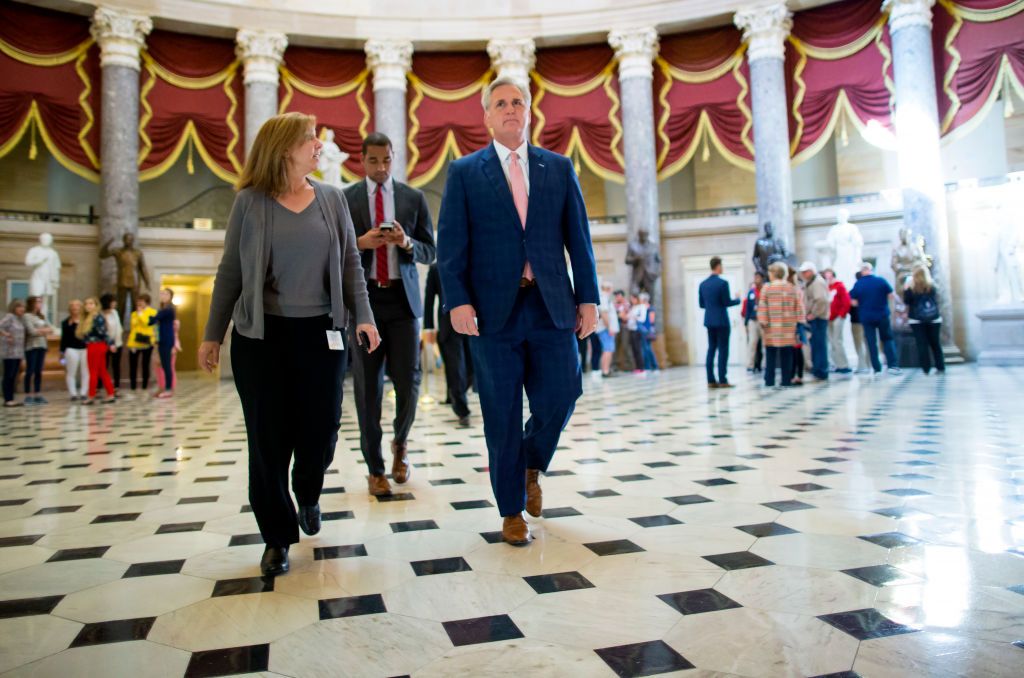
left=437, top=143, right=599, bottom=334
left=698, top=274, right=740, bottom=328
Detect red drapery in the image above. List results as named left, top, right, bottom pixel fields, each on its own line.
left=137, top=29, right=243, bottom=183
left=787, top=0, right=896, bottom=163
left=655, top=26, right=753, bottom=178
left=406, top=51, right=491, bottom=187
left=531, top=44, right=624, bottom=181
left=0, top=2, right=100, bottom=181
left=934, top=0, right=1024, bottom=140
left=278, top=45, right=369, bottom=181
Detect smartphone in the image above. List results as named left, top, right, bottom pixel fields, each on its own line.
left=379, top=221, right=394, bottom=231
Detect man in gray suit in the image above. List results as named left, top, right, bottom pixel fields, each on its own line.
left=344, top=132, right=436, bottom=496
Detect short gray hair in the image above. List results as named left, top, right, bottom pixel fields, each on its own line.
left=482, top=76, right=531, bottom=111
left=860, top=261, right=874, bottom=273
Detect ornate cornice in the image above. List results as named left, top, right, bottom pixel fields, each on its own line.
left=734, top=3, right=792, bottom=62
left=90, top=7, right=152, bottom=71
left=883, top=0, right=936, bottom=34
left=486, top=38, right=536, bottom=85
left=365, top=39, right=413, bottom=92
left=608, top=27, right=660, bottom=80
left=236, top=29, right=287, bottom=86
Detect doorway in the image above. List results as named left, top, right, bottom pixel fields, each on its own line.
left=159, top=274, right=215, bottom=373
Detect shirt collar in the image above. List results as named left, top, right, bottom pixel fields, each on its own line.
left=367, top=176, right=394, bottom=195
left=493, top=139, right=528, bottom=165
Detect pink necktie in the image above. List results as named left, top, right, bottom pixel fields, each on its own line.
left=508, top=152, right=533, bottom=280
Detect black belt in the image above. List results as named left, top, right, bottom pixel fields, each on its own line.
left=519, top=277, right=536, bottom=288
left=370, top=278, right=402, bottom=289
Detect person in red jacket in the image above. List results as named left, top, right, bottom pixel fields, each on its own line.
left=823, top=268, right=851, bottom=373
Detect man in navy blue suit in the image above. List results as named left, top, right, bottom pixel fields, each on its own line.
left=698, top=256, right=741, bottom=388
left=437, top=76, right=599, bottom=545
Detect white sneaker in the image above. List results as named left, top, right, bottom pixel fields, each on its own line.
left=887, top=367, right=903, bottom=375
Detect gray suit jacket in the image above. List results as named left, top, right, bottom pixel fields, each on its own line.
left=204, top=179, right=373, bottom=342
left=343, top=179, right=436, bottom=318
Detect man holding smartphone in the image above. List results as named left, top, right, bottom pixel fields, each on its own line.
left=344, top=132, right=436, bottom=496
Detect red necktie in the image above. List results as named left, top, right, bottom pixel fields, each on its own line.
left=374, top=184, right=388, bottom=282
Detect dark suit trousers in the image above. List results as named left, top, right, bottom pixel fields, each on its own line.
left=438, top=316, right=471, bottom=418
left=351, top=284, right=421, bottom=476
left=706, top=326, right=730, bottom=384
left=231, top=315, right=346, bottom=548
left=470, top=286, right=582, bottom=517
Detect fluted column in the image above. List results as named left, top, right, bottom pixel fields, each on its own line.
left=609, top=27, right=660, bottom=250
left=365, top=39, right=413, bottom=182
left=486, top=38, right=536, bottom=88
left=735, top=3, right=795, bottom=252
left=90, top=7, right=151, bottom=290
left=236, top=29, right=287, bottom=154
left=884, top=0, right=955, bottom=346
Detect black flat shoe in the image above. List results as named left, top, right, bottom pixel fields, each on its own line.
left=260, top=546, right=289, bottom=577
left=298, top=505, right=321, bottom=536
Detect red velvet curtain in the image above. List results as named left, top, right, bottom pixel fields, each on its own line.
left=406, top=51, right=491, bottom=187
left=137, top=30, right=243, bottom=183
left=0, top=3, right=100, bottom=180
left=279, top=46, right=369, bottom=180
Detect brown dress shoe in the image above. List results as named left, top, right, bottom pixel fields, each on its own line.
left=502, top=513, right=532, bottom=546
left=391, top=440, right=411, bottom=484
left=525, top=469, right=542, bottom=518
left=367, top=474, right=392, bottom=496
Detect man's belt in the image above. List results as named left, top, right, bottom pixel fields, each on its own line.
left=519, top=278, right=537, bottom=288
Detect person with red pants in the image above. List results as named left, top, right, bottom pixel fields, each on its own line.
left=78, top=297, right=116, bottom=404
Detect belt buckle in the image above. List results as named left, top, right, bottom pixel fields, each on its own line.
left=519, top=277, right=536, bottom=288
left=376, top=279, right=392, bottom=289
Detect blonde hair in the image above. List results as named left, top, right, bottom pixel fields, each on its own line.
left=236, top=112, right=317, bottom=197
left=911, top=266, right=934, bottom=295
left=67, top=299, right=83, bottom=319
left=76, top=297, right=99, bottom=339
left=768, top=262, right=788, bottom=281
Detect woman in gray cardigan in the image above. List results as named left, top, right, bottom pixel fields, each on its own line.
left=199, top=112, right=380, bottom=577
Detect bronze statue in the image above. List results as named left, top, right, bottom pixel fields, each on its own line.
left=625, top=228, right=661, bottom=298
left=752, top=221, right=793, bottom=277
left=100, top=232, right=150, bottom=313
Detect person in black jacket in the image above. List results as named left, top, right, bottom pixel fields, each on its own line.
left=903, top=266, right=945, bottom=375
left=424, top=263, right=471, bottom=428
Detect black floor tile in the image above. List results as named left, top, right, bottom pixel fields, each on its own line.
left=91, top=513, right=141, bottom=524
left=695, top=478, right=736, bottom=487
left=314, top=544, right=367, bottom=560
left=858, top=532, right=922, bottom=549
left=734, top=522, right=798, bottom=537
left=451, top=500, right=494, bottom=510
left=48, top=545, right=111, bottom=562
left=801, top=468, right=841, bottom=476
left=123, top=560, right=186, bottom=578
left=541, top=507, right=583, bottom=518
left=578, top=489, right=621, bottom=498
left=665, top=495, right=711, bottom=506
left=157, top=522, right=205, bottom=534
left=818, top=608, right=920, bottom=640
left=615, top=474, right=653, bottom=482
left=34, top=505, right=82, bottom=515
left=411, top=556, right=472, bottom=576
left=390, top=519, right=439, bottom=533
left=644, top=461, right=677, bottom=468
left=429, top=478, right=465, bottom=486
left=442, top=614, right=524, bottom=647
left=718, top=465, right=755, bottom=472
left=375, top=492, right=415, bottom=502
left=0, top=534, right=43, bottom=548
left=479, top=531, right=504, bottom=544
left=629, top=515, right=682, bottom=528
left=73, top=484, right=111, bottom=491
left=523, top=571, right=595, bottom=594
left=658, top=588, right=743, bottom=615
left=178, top=496, right=218, bottom=504
left=595, top=639, right=694, bottom=677
left=70, top=617, right=155, bottom=647
left=0, top=595, right=63, bottom=619
left=228, top=534, right=264, bottom=547
left=123, top=489, right=161, bottom=497
left=584, top=539, right=645, bottom=556
left=185, top=644, right=270, bottom=677
left=872, top=507, right=931, bottom=520
left=211, top=576, right=274, bottom=597
left=544, top=469, right=575, bottom=477
left=322, top=510, right=355, bottom=521
left=842, top=565, right=921, bottom=587
left=702, top=551, right=774, bottom=570
left=318, top=593, right=386, bottom=620
left=783, top=483, right=829, bottom=492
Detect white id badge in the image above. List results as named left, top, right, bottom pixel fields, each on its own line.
left=326, top=330, right=345, bottom=351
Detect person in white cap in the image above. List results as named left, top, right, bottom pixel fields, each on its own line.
left=798, top=261, right=829, bottom=381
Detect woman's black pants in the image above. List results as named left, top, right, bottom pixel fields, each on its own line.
left=231, top=314, right=347, bottom=548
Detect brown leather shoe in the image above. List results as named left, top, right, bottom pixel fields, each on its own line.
left=502, top=513, right=532, bottom=546
left=367, top=474, right=392, bottom=496
left=391, top=440, right=411, bottom=484
left=525, top=469, right=542, bottom=518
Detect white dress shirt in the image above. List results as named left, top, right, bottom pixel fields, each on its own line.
left=493, top=140, right=530, bottom=195
left=366, top=176, right=401, bottom=280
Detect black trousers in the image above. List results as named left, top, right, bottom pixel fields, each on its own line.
left=706, top=326, right=730, bottom=384
left=351, top=285, right=421, bottom=476
left=129, top=347, right=152, bottom=389
left=438, top=320, right=470, bottom=419
left=911, top=322, right=945, bottom=374
left=764, top=346, right=794, bottom=386
left=24, top=348, right=45, bottom=393
left=3, top=358, right=19, bottom=402
left=107, top=347, right=122, bottom=390
left=232, top=314, right=346, bottom=548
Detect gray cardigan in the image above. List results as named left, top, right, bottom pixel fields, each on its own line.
left=204, top=179, right=374, bottom=343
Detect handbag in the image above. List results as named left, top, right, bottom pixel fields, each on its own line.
left=133, top=332, right=152, bottom=346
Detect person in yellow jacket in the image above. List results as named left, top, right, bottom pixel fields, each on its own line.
left=126, top=293, right=157, bottom=393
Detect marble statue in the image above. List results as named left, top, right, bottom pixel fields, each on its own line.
left=100, top=232, right=150, bottom=313
left=625, top=228, right=661, bottom=298
left=995, top=224, right=1024, bottom=304
left=891, top=226, right=932, bottom=297
left=815, top=207, right=863, bottom=288
left=24, top=233, right=61, bottom=299
left=752, top=221, right=793, bottom=277
left=317, top=129, right=349, bottom=188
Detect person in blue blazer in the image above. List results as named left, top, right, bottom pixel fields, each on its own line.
left=437, top=76, right=599, bottom=546
left=698, top=256, right=741, bottom=388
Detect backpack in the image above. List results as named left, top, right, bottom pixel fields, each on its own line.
left=912, top=291, right=939, bottom=323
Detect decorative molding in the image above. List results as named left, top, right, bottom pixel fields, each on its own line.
left=365, top=39, right=413, bottom=92
left=608, top=27, right=660, bottom=80
left=236, top=29, right=287, bottom=86
left=486, top=38, right=536, bottom=86
left=883, top=0, right=936, bottom=34
left=90, top=7, right=152, bottom=71
left=734, top=3, right=792, bottom=62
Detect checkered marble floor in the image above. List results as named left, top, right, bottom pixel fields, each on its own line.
left=0, top=366, right=1022, bottom=677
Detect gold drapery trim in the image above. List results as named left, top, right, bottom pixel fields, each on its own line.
left=940, top=55, right=1024, bottom=144
left=790, top=16, right=886, bottom=61
left=406, top=70, right=490, bottom=179
left=734, top=49, right=755, bottom=160
left=655, top=59, right=673, bottom=170
left=604, top=68, right=625, bottom=170
left=0, top=36, right=92, bottom=66
left=140, top=50, right=236, bottom=89
left=944, top=0, right=1024, bottom=22
left=789, top=89, right=897, bottom=166
left=137, top=60, right=157, bottom=166
left=656, top=48, right=743, bottom=84
left=939, top=0, right=965, bottom=134
left=74, top=49, right=98, bottom=169
left=0, top=100, right=100, bottom=181
left=409, top=129, right=462, bottom=188
left=137, top=119, right=238, bottom=183
left=532, top=64, right=615, bottom=98
left=789, top=42, right=810, bottom=157
left=279, top=66, right=368, bottom=102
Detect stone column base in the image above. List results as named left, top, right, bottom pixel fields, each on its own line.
left=976, top=305, right=1024, bottom=366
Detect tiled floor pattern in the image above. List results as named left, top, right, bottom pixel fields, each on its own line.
left=0, top=366, right=1022, bottom=677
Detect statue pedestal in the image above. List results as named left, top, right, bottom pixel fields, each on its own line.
left=976, top=305, right=1024, bottom=366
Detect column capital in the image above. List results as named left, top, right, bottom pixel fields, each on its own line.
left=883, top=0, right=935, bottom=34
left=90, top=6, right=152, bottom=71
left=608, top=27, right=659, bottom=80
left=486, top=38, right=536, bottom=85
left=734, top=3, right=792, bottom=62
left=365, top=39, right=413, bottom=92
left=236, top=29, right=287, bottom=87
